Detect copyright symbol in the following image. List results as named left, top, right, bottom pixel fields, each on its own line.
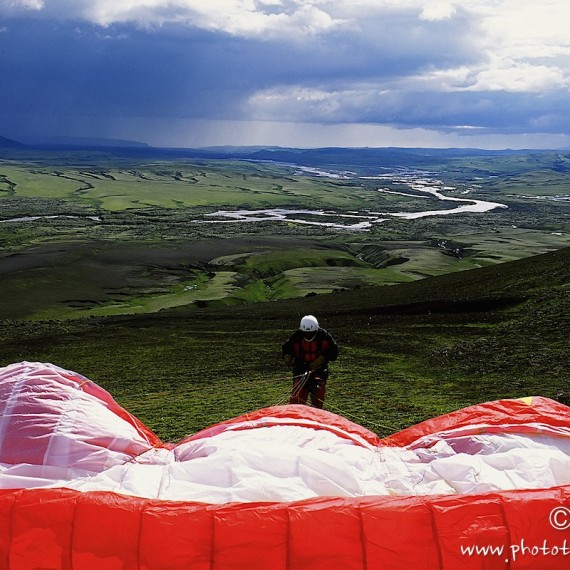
left=550, top=507, right=570, bottom=530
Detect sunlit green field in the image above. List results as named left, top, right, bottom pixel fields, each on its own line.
left=0, top=161, right=374, bottom=210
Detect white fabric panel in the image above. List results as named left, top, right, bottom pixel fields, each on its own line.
left=1, top=362, right=569, bottom=504
left=60, top=425, right=570, bottom=502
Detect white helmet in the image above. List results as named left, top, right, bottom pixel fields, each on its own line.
left=300, top=315, right=319, bottom=332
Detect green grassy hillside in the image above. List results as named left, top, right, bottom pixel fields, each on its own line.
left=0, top=246, right=567, bottom=441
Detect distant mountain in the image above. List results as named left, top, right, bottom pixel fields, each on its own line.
left=21, top=136, right=151, bottom=149
left=1, top=137, right=558, bottom=165
left=243, top=146, right=541, bottom=169
left=0, top=135, right=27, bottom=149
left=198, top=145, right=288, bottom=154
left=147, top=145, right=546, bottom=171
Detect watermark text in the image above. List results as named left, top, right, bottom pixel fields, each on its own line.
left=460, top=507, right=570, bottom=563
left=461, top=539, right=569, bottom=563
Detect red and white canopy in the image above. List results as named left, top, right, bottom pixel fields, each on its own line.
left=1, top=362, right=569, bottom=569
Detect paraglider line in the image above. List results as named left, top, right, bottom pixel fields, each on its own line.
left=274, top=372, right=312, bottom=406
left=290, top=372, right=312, bottom=400
left=273, top=372, right=401, bottom=434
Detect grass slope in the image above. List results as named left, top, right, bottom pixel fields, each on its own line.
left=0, top=247, right=567, bottom=441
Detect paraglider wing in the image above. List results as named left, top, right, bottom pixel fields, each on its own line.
left=0, top=362, right=568, bottom=569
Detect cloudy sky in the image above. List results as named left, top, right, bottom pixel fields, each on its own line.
left=2, top=0, right=570, bottom=148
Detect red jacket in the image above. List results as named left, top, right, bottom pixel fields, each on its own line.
left=282, top=328, right=339, bottom=375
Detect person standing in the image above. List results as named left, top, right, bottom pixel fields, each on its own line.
left=282, top=315, right=338, bottom=409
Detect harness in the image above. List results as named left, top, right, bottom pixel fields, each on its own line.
left=292, top=336, right=330, bottom=366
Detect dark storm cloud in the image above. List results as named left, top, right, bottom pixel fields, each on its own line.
left=1, top=21, right=249, bottom=119
left=0, top=11, right=478, bottom=118
left=1, top=0, right=570, bottom=148
left=0, top=16, right=471, bottom=139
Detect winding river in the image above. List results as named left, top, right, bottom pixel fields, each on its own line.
left=201, top=168, right=507, bottom=231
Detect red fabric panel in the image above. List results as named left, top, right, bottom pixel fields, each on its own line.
left=213, top=503, right=288, bottom=570
left=0, top=389, right=569, bottom=569
left=182, top=404, right=381, bottom=447
left=431, top=494, right=509, bottom=570
left=72, top=492, right=146, bottom=570
left=288, top=498, right=364, bottom=570
left=0, top=488, right=569, bottom=569
left=383, top=397, right=570, bottom=447
left=10, top=488, right=76, bottom=570
left=361, top=496, right=441, bottom=570
left=139, top=501, right=213, bottom=570
left=0, top=490, right=19, bottom=568
left=500, top=488, right=569, bottom=570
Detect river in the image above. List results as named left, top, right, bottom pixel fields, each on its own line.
left=201, top=168, right=507, bottom=231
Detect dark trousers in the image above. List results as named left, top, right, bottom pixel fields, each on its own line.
left=289, top=373, right=327, bottom=409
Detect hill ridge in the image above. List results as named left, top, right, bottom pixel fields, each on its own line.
left=181, top=246, right=570, bottom=321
